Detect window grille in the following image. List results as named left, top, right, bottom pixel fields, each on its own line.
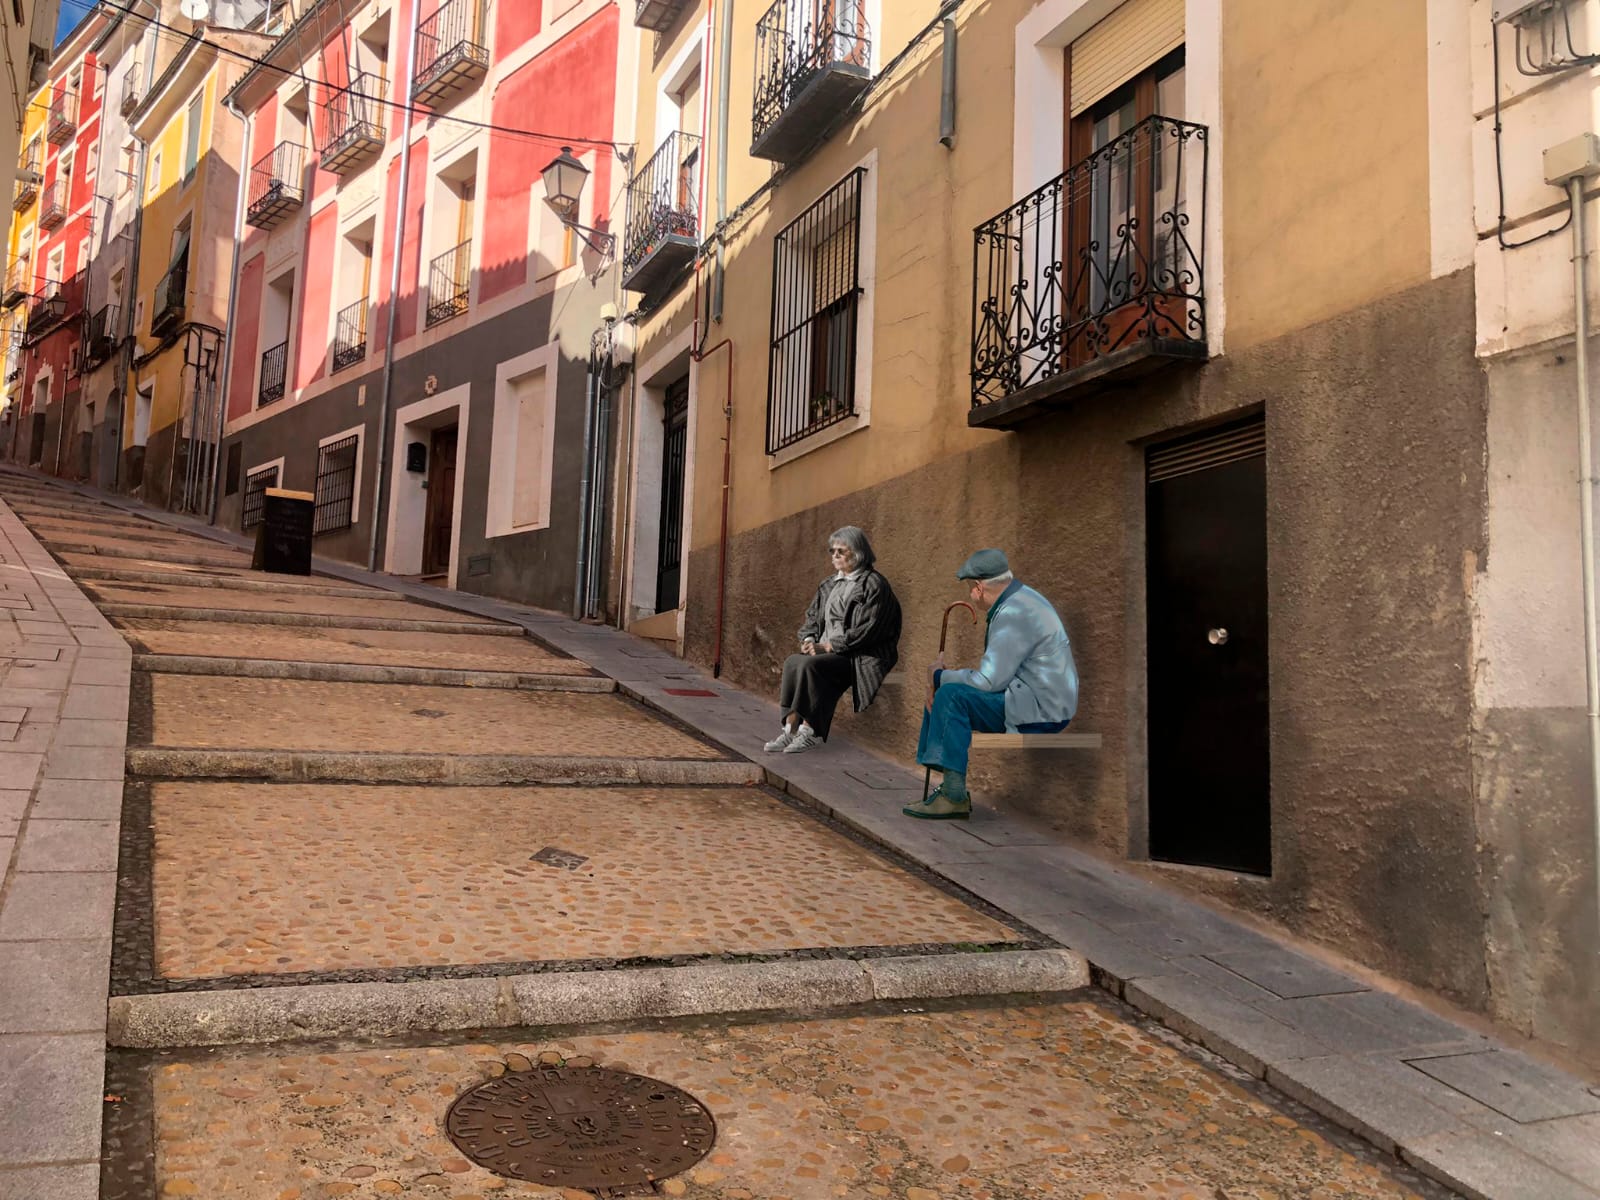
left=313, top=434, right=360, bottom=534
left=241, top=463, right=279, bottom=530
left=766, top=167, right=864, bottom=455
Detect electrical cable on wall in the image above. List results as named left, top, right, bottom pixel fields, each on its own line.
left=1493, top=12, right=1573, bottom=250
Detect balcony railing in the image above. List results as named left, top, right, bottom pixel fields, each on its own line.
left=246, top=141, right=306, bottom=229
left=969, top=115, right=1209, bottom=428
left=413, top=0, right=488, bottom=107
left=120, top=67, right=142, bottom=115
left=635, top=0, right=690, bottom=32
left=151, top=262, right=187, bottom=337
left=622, top=131, right=701, bottom=302
left=84, top=303, right=119, bottom=365
left=322, top=73, right=386, bottom=173
left=259, top=341, right=288, bottom=406
left=332, top=298, right=368, bottom=372
left=751, top=0, right=872, bottom=163
left=3, top=260, right=30, bottom=307
left=25, top=272, right=82, bottom=341
left=46, top=91, right=76, bottom=145
left=38, top=180, right=68, bottom=230
left=426, top=239, right=471, bottom=327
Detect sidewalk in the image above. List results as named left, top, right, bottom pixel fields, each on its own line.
left=21, top=471, right=1600, bottom=1200
left=0, top=499, right=131, bottom=1199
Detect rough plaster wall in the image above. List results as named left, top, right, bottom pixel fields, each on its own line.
left=1474, top=346, right=1600, bottom=1056
left=684, top=270, right=1494, bottom=1019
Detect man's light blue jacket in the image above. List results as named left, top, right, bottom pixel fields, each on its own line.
left=937, top=581, right=1079, bottom=730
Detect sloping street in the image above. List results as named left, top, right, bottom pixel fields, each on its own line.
left=0, top=467, right=1477, bottom=1200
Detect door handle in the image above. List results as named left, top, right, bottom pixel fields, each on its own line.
left=1207, top=627, right=1229, bottom=646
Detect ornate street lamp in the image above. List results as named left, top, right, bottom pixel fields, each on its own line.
left=541, top=146, right=615, bottom=262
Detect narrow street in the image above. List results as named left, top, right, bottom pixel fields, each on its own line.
left=0, top=467, right=1459, bottom=1200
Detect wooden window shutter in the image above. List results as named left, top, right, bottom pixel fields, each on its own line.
left=1070, top=0, right=1185, bottom=117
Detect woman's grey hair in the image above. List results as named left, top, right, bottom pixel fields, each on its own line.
left=827, top=526, right=875, bottom=572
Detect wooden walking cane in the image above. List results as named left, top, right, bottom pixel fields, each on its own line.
left=922, top=601, right=978, bottom=803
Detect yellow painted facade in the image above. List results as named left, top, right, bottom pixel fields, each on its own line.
left=627, top=0, right=1440, bottom=551
left=1, top=91, right=48, bottom=416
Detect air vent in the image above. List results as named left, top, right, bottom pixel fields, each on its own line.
left=467, top=554, right=491, bottom=577
left=1146, top=415, right=1264, bottom=484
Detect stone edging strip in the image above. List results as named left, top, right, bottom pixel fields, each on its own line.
left=98, top=603, right=520, bottom=634
left=72, top=566, right=401, bottom=598
left=131, top=654, right=614, bottom=691
left=124, top=747, right=763, bottom=786
left=106, top=949, right=1090, bottom=1048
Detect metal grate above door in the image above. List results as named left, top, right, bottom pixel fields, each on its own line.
left=1146, top=415, right=1264, bottom=484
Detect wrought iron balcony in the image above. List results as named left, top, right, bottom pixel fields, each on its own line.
left=246, top=141, right=306, bottom=230
left=635, top=0, right=690, bottom=32
left=84, top=303, right=119, bottom=366
left=46, top=91, right=76, bottom=145
left=2, top=260, right=30, bottom=307
left=969, top=115, right=1209, bottom=429
left=26, top=289, right=65, bottom=336
left=259, top=340, right=288, bottom=406
left=426, top=239, right=471, bottom=327
left=751, top=0, right=872, bottom=163
left=331, top=298, right=368, bottom=372
left=322, top=73, right=386, bottom=174
left=151, top=262, right=187, bottom=338
left=622, top=131, right=700, bottom=302
left=12, top=175, right=36, bottom=213
left=412, top=0, right=487, bottom=108
left=120, top=67, right=142, bottom=115
left=37, top=180, right=68, bottom=230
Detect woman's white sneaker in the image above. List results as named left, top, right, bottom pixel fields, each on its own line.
left=783, top=726, right=822, bottom=754
left=763, top=726, right=797, bottom=753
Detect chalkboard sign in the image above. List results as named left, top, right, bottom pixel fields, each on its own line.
left=252, top=487, right=315, bottom=576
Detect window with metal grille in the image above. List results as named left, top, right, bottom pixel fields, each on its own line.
left=766, top=167, right=864, bottom=454
left=241, top=463, right=279, bottom=530
left=313, top=434, right=360, bottom=534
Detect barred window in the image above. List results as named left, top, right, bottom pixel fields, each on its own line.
left=766, top=167, right=865, bottom=454
left=241, top=463, right=279, bottom=530
left=313, top=434, right=360, bottom=534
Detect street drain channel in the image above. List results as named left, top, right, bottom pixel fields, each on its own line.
left=445, top=1065, right=716, bottom=1196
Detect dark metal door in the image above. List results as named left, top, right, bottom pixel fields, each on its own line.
left=1146, top=417, right=1270, bottom=875
left=422, top=425, right=458, bottom=577
left=654, top=378, right=689, bottom=614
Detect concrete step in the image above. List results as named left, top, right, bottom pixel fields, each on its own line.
left=101, top=603, right=521, bottom=635
left=132, top=653, right=614, bottom=692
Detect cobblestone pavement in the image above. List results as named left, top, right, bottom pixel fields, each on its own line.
left=0, top=472, right=1458, bottom=1200
left=139, top=676, right=729, bottom=758
left=121, top=620, right=586, bottom=672
left=145, top=783, right=1019, bottom=979
left=130, top=1001, right=1443, bottom=1200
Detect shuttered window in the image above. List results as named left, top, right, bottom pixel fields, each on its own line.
left=1071, top=0, right=1185, bottom=117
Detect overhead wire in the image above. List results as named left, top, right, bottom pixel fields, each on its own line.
left=93, top=0, right=630, bottom=155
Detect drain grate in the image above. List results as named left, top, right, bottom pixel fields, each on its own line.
left=531, top=846, right=589, bottom=870
left=445, top=1065, right=716, bottom=1195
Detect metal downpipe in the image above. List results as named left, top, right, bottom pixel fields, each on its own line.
left=366, top=0, right=422, bottom=573
left=574, top=349, right=598, bottom=619
left=1566, top=176, right=1600, bottom=949
left=209, top=99, right=252, bottom=523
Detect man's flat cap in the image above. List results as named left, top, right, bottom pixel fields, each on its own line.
left=956, top=548, right=1010, bottom=581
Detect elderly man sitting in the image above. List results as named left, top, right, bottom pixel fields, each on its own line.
left=906, top=549, right=1079, bottom=820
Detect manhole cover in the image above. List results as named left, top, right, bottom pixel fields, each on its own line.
left=445, top=1066, right=716, bottom=1194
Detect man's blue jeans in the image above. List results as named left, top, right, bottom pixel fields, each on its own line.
left=916, top=683, right=1007, bottom=776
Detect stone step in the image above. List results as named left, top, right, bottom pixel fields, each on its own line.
left=102, top=603, right=521, bottom=635
left=132, top=653, right=614, bottom=691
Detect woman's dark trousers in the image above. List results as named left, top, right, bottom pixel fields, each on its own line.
left=778, top=653, right=854, bottom=740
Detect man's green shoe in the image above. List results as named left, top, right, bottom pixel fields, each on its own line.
left=903, top=783, right=972, bottom=820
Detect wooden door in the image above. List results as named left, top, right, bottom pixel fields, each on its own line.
left=422, top=425, right=458, bottom=577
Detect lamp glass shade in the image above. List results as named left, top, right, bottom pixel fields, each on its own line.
left=541, top=146, right=588, bottom=222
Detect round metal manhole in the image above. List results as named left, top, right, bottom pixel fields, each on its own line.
left=445, top=1065, right=716, bottom=1192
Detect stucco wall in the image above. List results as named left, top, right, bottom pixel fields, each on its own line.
left=684, top=269, right=1494, bottom=1017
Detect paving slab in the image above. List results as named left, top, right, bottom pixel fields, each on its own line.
left=0, top=1033, right=105, bottom=1164
left=15, top=818, right=120, bottom=872
left=1408, top=1048, right=1600, bottom=1123
left=139, top=674, right=729, bottom=759
left=124, top=1000, right=1443, bottom=1199
left=0, top=939, right=112, bottom=1032
left=30, top=779, right=121, bottom=820
left=0, top=1162, right=100, bottom=1200
left=0, top=872, right=118, bottom=939
left=139, top=780, right=1021, bottom=981
left=119, top=617, right=585, bottom=673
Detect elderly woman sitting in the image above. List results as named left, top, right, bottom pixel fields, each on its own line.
left=765, top=526, right=902, bottom=755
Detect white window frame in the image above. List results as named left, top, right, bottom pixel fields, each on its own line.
left=485, top=341, right=559, bottom=538
left=147, top=149, right=161, bottom=196
left=315, top=424, right=365, bottom=526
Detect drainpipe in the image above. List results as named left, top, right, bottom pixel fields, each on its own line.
left=713, top=0, right=733, bottom=322
left=366, top=0, right=422, bottom=573
left=705, top=0, right=736, bottom=675
left=209, top=98, right=252, bottom=522
left=1564, top=173, right=1600, bottom=947
left=574, top=347, right=598, bottom=618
